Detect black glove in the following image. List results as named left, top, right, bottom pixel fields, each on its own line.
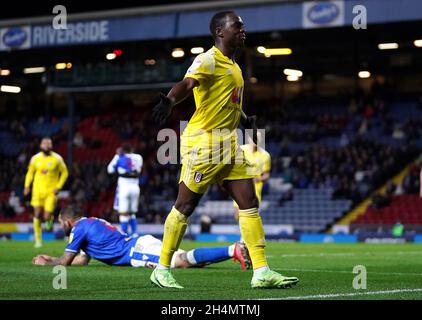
left=152, top=93, right=174, bottom=126
left=240, top=114, right=258, bottom=145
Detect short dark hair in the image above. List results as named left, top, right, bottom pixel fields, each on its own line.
left=60, top=205, right=85, bottom=220
left=121, top=143, right=132, bottom=154
left=209, top=11, right=234, bottom=39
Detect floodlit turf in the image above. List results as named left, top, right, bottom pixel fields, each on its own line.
left=1, top=240, right=422, bottom=300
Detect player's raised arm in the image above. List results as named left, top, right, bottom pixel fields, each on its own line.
left=168, top=77, right=199, bottom=105
left=107, top=154, right=119, bottom=174
left=152, top=77, right=198, bottom=126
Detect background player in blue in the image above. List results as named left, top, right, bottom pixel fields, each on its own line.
left=107, top=143, right=143, bottom=235
left=32, top=205, right=251, bottom=270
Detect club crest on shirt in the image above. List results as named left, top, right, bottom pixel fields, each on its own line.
left=194, top=172, right=203, bottom=183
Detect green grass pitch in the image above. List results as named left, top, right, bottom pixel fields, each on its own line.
left=1, top=240, right=422, bottom=300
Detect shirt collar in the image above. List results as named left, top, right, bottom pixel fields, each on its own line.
left=212, top=46, right=234, bottom=64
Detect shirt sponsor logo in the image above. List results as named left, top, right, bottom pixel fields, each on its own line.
left=230, top=87, right=243, bottom=104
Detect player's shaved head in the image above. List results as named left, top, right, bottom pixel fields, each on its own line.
left=209, top=11, right=235, bottom=39
left=59, top=205, right=84, bottom=236
left=60, top=205, right=85, bottom=220
left=40, top=137, right=53, bottom=154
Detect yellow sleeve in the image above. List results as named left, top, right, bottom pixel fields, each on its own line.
left=184, top=53, right=215, bottom=83
left=263, top=152, right=271, bottom=173
left=56, top=157, right=69, bottom=190
left=24, top=156, right=36, bottom=188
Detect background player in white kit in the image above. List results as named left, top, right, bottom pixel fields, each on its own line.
left=107, top=143, right=143, bottom=235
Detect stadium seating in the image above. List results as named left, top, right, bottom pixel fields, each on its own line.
left=192, top=178, right=352, bottom=233
left=1, top=99, right=421, bottom=231
left=353, top=195, right=422, bottom=225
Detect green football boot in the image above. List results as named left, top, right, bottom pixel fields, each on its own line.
left=251, top=269, right=299, bottom=289
left=150, top=268, right=184, bottom=289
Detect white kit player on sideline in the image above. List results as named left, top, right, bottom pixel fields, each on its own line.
left=107, top=143, right=143, bottom=235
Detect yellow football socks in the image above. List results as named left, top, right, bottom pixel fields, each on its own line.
left=33, top=217, right=42, bottom=244
left=238, top=208, right=268, bottom=269
left=159, top=207, right=188, bottom=267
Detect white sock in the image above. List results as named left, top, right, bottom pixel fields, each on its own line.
left=228, top=245, right=235, bottom=257
left=186, top=250, right=197, bottom=265
left=119, top=215, right=130, bottom=222
left=253, top=266, right=270, bottom=277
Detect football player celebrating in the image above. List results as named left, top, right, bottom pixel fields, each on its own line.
left=151, top=11, right=298, bottom=289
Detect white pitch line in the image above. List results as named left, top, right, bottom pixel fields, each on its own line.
left=278, top=251, right=422, bottom=258
left=259, top=288, right=422, bottom=300
left=279, top=268, right=422, bottom=277
left=280, top=253, right=355, bottom=258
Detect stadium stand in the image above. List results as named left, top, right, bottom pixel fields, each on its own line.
left=1, top=89, right=421, bottom=233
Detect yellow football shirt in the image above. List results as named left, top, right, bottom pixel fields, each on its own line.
left=24, top=151, right=69, bottom=193
left=183, top=46, right=244, bottom=144
left=241, top=144, right=271, bottom=199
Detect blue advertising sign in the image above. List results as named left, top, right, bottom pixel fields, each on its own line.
left=0, top=0, right=421, bottom=50
left=32, top=20, right=110, bottom=47
left=303, top=1, right=345, bottom=29
left=0, top=26, right=31, bottom=50
left=300, top=234, right=357, bottom=243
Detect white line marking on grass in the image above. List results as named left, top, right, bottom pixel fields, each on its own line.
left=279, top=251, right=422, bottom=258
left=279, top=268, right=422, bottom=277
left=258, top=288, right=422, bottom=300
left=281, top=253, right=355, bottom=257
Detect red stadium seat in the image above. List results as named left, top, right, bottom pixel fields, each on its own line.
left=354, top=195, right=422, bottom=225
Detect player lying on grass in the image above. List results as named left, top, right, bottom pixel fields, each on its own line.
left=32, top=205, right=251, bottom=269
